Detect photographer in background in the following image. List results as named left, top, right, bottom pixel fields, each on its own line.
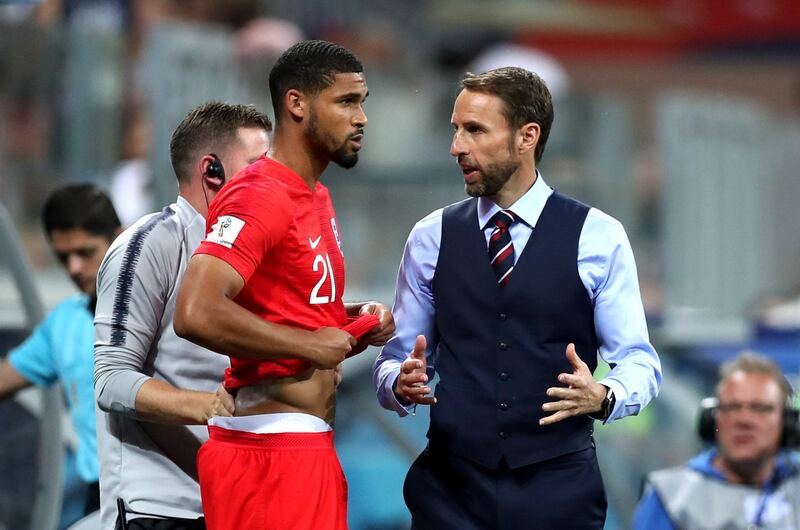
left=633, top=351, right=800, bottom=529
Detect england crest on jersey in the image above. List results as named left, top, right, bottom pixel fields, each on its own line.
left=330, top=217, right=343, bottom=255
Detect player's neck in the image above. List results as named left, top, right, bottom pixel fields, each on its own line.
left=269, top=133, right=326, bottom=191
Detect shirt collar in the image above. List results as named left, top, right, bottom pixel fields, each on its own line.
left=176, top=195, right=201, bottom=221
left=477, top=170, right=554, bottom=230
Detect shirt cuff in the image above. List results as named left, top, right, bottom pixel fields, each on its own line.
left=596, top=378, right=628, bottom=424
left=97, top=370, right=150, bottom=417
left=383, top=372, right=416, bottom=417
left=7, top=354, right=48, bottom=387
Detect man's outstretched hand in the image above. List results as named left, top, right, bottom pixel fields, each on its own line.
left=540, top=343, right=606, bottom=425
left=394, top=335, right=436, bottom=406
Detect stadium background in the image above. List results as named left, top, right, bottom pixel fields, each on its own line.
left=1, top=0, right=800, bottom=528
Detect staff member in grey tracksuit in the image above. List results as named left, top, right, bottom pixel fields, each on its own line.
left=94, top=102, right=271, bottom=530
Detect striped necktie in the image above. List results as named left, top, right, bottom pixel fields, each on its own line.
left=488, top=210, right=516, bottom=287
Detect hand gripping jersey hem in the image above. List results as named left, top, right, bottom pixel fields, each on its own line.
left=223, top=315, right=380, bottom=389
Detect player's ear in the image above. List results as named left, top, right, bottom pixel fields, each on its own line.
left=286, top=89, right=306, bottom=121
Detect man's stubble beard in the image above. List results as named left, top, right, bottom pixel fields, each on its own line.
left=465, top=136, right=520, bottom=198
left=306, top=109, right=359, bottom=170
left=465, top=157, right=519, bottom=198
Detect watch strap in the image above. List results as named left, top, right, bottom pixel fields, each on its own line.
left=588, top=385, right=614, bottom=421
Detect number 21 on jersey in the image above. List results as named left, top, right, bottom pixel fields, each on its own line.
left=310, top=252, right=336, bottom=304
left=309, top=217, right=342, bottom=305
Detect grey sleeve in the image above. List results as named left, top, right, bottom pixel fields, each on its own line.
left=94, top=226, right=172, bottom=417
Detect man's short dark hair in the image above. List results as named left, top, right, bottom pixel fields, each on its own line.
left=461, top=67, right=554, bottom=163
left=42, top=183, right=121, bottom=241
left=169, top=101, right=272, bottom=183
left=268, top=40, right=363, bottom=124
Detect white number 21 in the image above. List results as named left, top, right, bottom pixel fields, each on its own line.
left=310, top=253, right=336, bottom=304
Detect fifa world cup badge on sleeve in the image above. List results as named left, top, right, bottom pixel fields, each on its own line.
left=206, top=215, right=245, bottom=248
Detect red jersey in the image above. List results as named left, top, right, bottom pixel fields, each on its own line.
left=195, top=156, right=347, bottom=389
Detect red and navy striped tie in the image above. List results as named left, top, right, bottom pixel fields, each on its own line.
left=488, top=210, right=516, bottom=287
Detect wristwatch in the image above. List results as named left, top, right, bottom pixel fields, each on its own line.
left=589, top=385, right=615, bottom=421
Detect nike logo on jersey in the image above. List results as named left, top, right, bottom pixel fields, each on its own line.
left=309, top=235, right=322, bottom=249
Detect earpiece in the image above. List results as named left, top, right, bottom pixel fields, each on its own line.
left=205, top=153, right=226, bottom=185
left=200, top=153, right=226, bottom=212
left=697, top=396, right=800, bottom=448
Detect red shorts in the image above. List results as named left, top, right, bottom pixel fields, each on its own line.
left=198, top=426, right=348, bottom=530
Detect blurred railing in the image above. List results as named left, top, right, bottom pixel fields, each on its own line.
left=0, top=203, right=62, bottom=530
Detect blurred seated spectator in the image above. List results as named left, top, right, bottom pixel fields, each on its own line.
left=109, top=100, right=153, bottom=227
left=233, top=16, right=303, bottom=60
left=469, top=42, right=570, bottom=99
left=755, top=292, right=800, bottom=340
left=0, top=183, right=121, bottom=527
left=632, top=351, right=800, bottom=530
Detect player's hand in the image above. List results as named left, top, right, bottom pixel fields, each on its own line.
left=394, top=335, right=436, bottom=406
left=200, top=384, right=235, bottom=422
left=307, top=327, right=356, bottom=370
left=540, top=343, right=607, bottom=425
left=358, top=302, right=395, bottom=346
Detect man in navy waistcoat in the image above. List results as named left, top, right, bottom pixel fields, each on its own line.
left=373, top=66, right=662, bottom=529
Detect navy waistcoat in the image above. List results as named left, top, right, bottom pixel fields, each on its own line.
left=429, top=191, right=599, bottom=469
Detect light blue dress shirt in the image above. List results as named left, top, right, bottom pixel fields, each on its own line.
left=373, top=174, right=662, bottom=423
left=9, top=294, right=97, bottom=482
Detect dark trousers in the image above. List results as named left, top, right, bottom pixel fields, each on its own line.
left=404, top=445, right=607, bottom=530
left=116, top=516, right=206, bottom=530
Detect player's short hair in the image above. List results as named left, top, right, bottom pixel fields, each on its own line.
left=169, top=101, right=272, bottom=183
left=268, top=40, right=363, bottom=124
left=461, top=67, right=554, bottom=163
left=42, top=183, right=121, bottom=241
left=716, top=351, right=793, bottom=404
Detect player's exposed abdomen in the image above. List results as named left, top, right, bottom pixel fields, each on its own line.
left=233, top=367, right=337, bottom=425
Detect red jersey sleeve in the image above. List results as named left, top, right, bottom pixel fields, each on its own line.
left=195, top=176, right=293, bottom=283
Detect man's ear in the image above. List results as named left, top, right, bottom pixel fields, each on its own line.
left=518, top=122, right=541, bottom=156
left=285, top=89, right=306, bottom=121
left=198, top=154, right=224, bottom=190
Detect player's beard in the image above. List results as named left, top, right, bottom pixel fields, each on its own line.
left=464, top=149, right=519, bottom=198
left=306, top=110, right=360, bottom=169
left=331, top=142, right=359, bottom=169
